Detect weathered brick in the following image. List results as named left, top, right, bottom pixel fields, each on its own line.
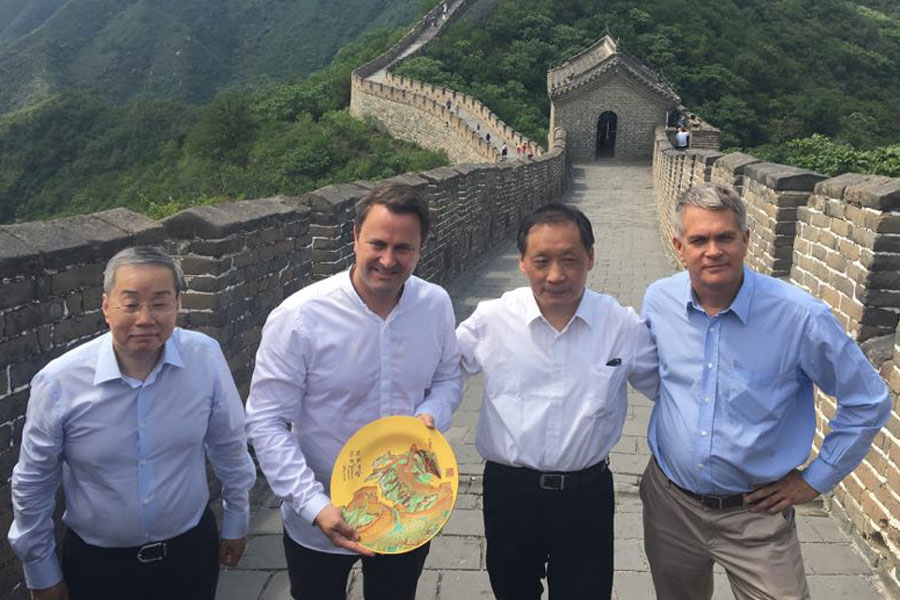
left=180, top=255, right=232, bottom=276
left=0, top=280, right=35, bottom=311
left=51, top=264, right=103, bottom=295
left=52, top=314, right=105, bottom=345
left=0, top=389, right=29, bottom=426
left=0, top=334, right=39, bottom=367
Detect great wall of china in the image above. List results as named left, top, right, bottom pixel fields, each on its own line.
left=0, top=0, right=898, bottom=596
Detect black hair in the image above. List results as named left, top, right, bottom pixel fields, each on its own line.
left=516, top=203, right=594, bottom=254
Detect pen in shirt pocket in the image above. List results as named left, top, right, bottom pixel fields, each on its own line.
left=606, top=358, right=622, bottom=367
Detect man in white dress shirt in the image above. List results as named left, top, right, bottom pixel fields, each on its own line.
left=457, top=203, right=658, bottom=600
left=245, top=182, right=462, bottom=600
left=8, top=246, right=256, bottom=600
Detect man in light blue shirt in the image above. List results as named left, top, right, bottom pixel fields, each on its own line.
left=640, top=183, right=890, bottom=600
left=9, top=246, right=256, bottom=600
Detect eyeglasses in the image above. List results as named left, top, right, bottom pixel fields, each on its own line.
left=114, top=301, right=178, bottom=316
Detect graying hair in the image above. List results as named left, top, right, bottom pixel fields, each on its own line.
left=674, top=183, right=747, bottom=239
left=103, top=246, right=185, bottom=294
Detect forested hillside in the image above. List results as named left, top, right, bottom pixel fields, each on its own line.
left=395, top=0, right=900, bottom=174
left=0, top=23, right=448, bottom=224
left=0, top=0, right=420, bottom=113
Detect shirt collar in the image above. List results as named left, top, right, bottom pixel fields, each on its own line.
left=342, top=267, right=413, bottom=319
left=682, top=265, right=754, bottom=323
left=524, top=288, right=593, bottom=329
left=93, top=330, right=184, bottom=385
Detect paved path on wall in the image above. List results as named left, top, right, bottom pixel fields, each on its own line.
left=217, top=161, right=890, bottom=599
left=367, top=0, right=514, bottom=155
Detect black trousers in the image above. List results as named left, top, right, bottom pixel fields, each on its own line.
left=483, top=460, right=615, bottom=600
left=283, top=533, right=430, bottom=600
left=62, top=507, right=219, bottom=600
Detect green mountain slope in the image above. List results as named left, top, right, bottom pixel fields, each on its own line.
left=0, top=0, right=418, bottom=113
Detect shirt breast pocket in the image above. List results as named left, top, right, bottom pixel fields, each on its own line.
left=587, top=364, right=628, bottom=419
left=727, top=365, right=796, bottom=423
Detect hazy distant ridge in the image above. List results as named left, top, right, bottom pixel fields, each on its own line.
left=0, top=0, right=415, bottom=113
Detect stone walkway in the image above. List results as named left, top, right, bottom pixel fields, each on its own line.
left=217, top=162, right=891, bottom=599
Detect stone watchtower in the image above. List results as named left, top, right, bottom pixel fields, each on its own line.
left=548, top=35, right=680, bottom=161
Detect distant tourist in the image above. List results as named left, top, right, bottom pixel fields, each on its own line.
left=8, top=246, right=256, bottom=600
left=675, top=126, right=689, bottom=150
left=445, top=98, right=451, bottom=110
left=500, top=143, right=508, bottom=159
left=516, top=144, right=522, bottom=157
left=246, top=183, right=462, bottom=600
left=640, top=183, right=891, bottom=600
left=457, top=204, right=658, bottom=600
left=486, top=132, right=491, bottom=143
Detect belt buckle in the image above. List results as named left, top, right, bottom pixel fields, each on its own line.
left=539, top=473, right=565, bottom=491
left=136, top=541, right=167, bottom=563
left=701, top=495, right=724, bottom=510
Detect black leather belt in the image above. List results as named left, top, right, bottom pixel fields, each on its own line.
left=68, top=506, right=213, bottom=562
left=671, top=482, right=746, bottom=510
left=488, top=458, right=609, bottom=491
left=654, top=459, right=747, bottom=509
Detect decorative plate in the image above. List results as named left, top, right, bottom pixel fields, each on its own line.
left=331, top=415, right=459, bottom=554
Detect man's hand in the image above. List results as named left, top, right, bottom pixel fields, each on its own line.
left=219, top=537, right=248, bottom=567
left=744, top=470, right=820, bottom=514
left=31, top=581, right=68, bottom=600
left=416, top=413, right=435, bottom=429
left=313, top=504, right=375, bottom=556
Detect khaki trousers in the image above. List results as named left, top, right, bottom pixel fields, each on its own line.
left=640, top=458, right=810, bottom=600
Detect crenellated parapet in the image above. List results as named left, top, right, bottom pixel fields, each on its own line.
left=652, top=126, right=900, bottom=594
left=383, top=72, right=540, bottom=159
left=350, top=0, right=541, bottom=164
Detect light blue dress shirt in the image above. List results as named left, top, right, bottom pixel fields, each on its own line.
left=642, top=266, right=890, bottom=496
left=8, top=328, right=256, bottom=590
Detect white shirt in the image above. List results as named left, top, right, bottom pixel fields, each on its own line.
left=9, top=329, right=256, bottom=589
left=675, top=130, right=690, bottom=148
left=456, top=287, right=658, bottom=472
left=245, top=270, right=462, bottom=554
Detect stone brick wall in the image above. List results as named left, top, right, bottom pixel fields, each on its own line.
left=553, top=76, right=670, bottom=161
left=161, top=197, right=314, bottom=396
left=0, top=129, right=567, bottom=598
left=382, top=73, right=540, bottom=159
left=790, top=175, right=900, bottom=342
left=350, top=0, right=540, bottom=164
left=652, top=131, right=900, bottom=594
left=350, top=80, right=496, bottom=164
left=740, top=163, right=826, bottom=278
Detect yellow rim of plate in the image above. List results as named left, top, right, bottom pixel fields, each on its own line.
left=330, top=415, right=459, bottom=554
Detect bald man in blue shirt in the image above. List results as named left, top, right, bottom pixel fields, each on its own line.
left=640, top=183, right=890, bottom=600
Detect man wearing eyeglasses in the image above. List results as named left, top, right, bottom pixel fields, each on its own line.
left=8, top=246, right=256, bottom=600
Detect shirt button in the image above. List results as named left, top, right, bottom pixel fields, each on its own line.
left=698, top=463, right=705, bottom=469
left=701, top=431, right=708, bottom=436
left=140, top=459, right=148, bottom=466
left=704, top=397, right=711, bottom=403
left=706, top=362, right=713, bottom=369
left=143, top=498, right=150, bottom=505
